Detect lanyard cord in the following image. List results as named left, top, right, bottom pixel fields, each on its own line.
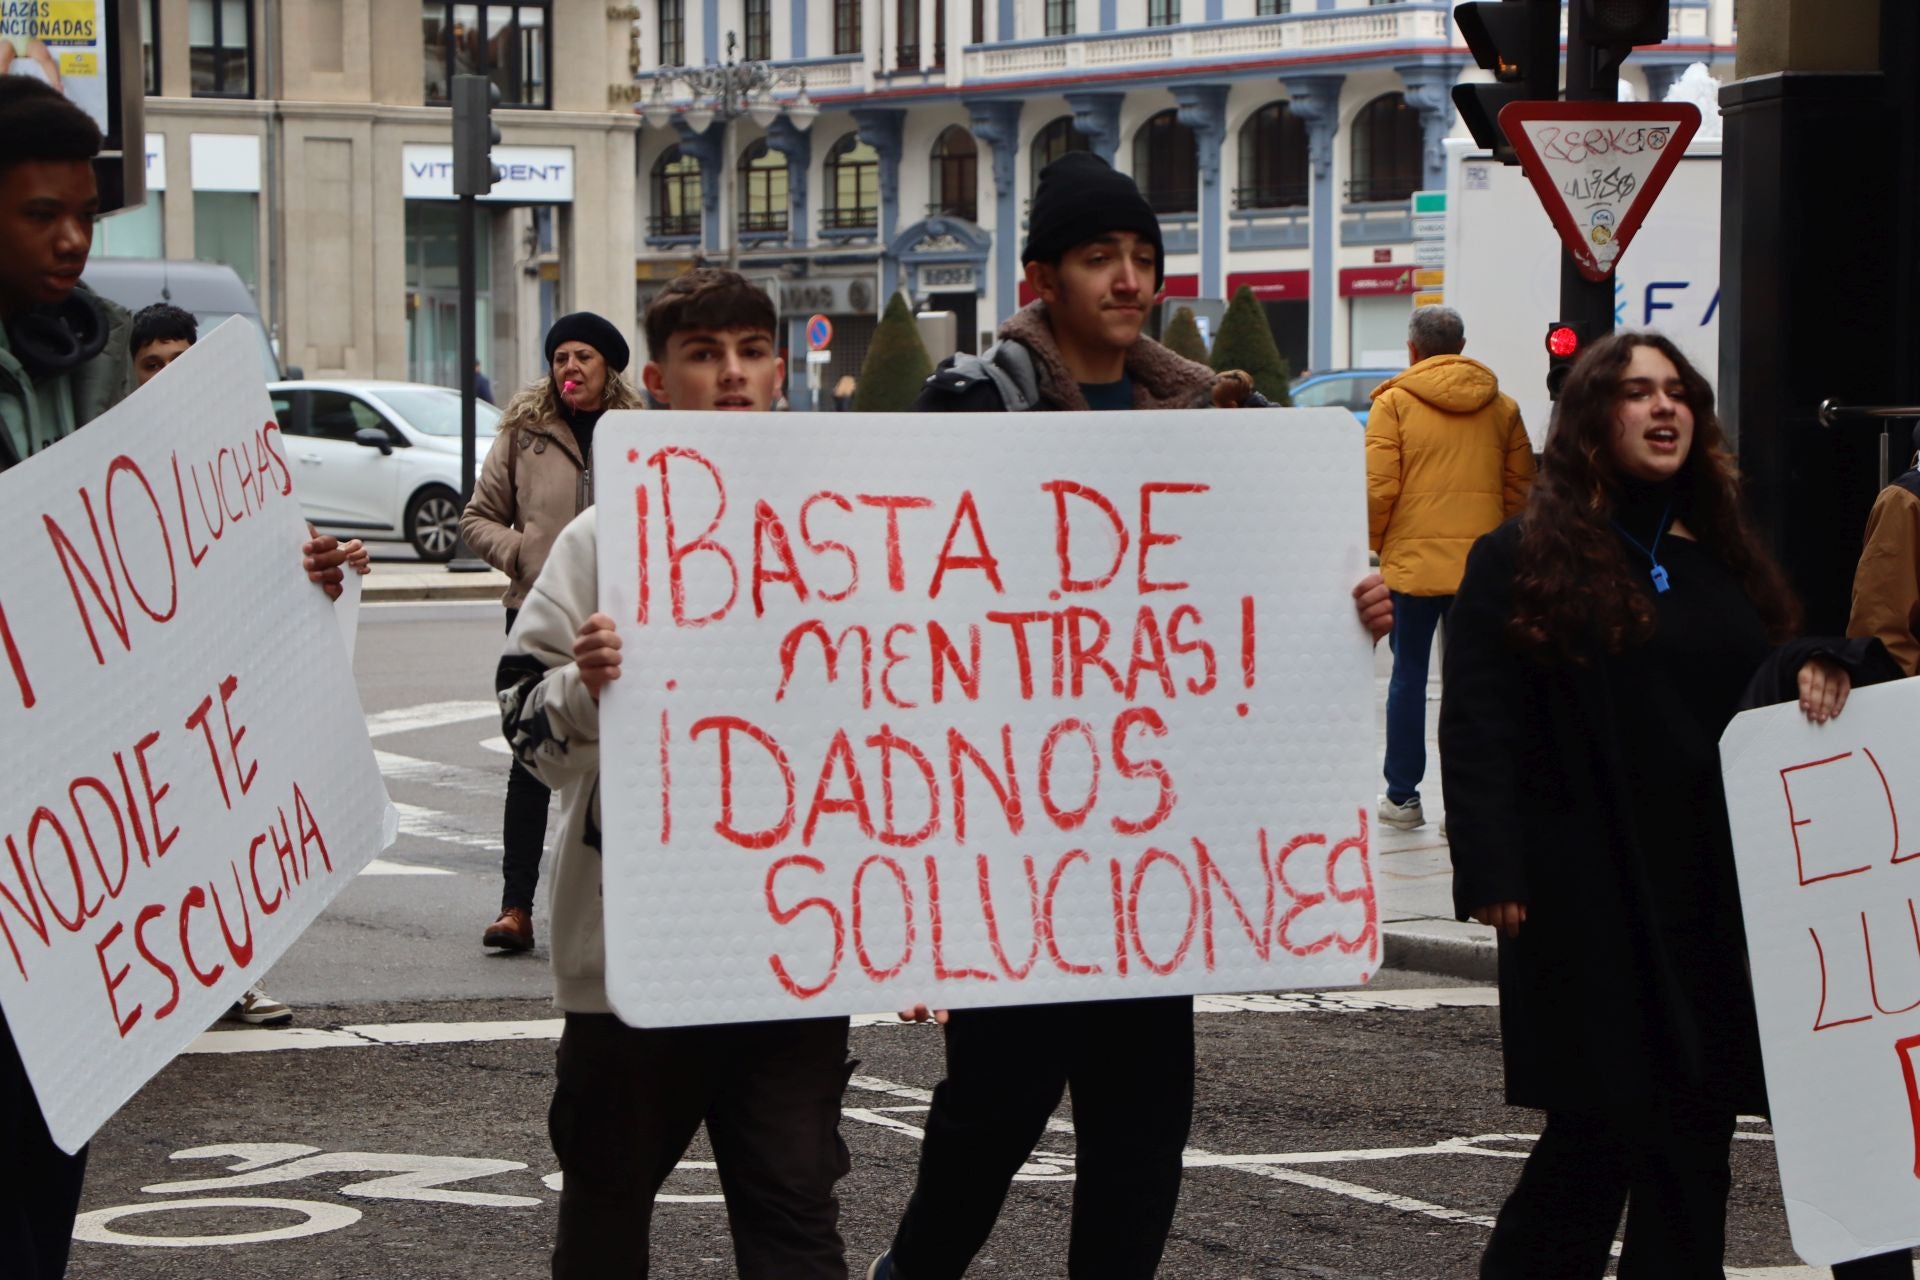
left=1612, top=497, right=1675, bottom=594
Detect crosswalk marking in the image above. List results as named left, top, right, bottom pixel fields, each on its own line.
left=358, top=859, right=454, bottom=878
left=365, top=700, right=499, bottom=739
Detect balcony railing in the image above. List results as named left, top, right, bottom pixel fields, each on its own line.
left=648, top=212, right=701, bottom=238
left=739, top=210, right=789, bottom=234
left=1145, top=189, right=1198, bottom=216
left=820, top=205, right=878, bottom=231
left=1345, top=177, right=1416, bottom=205
left=1235, top=183, right=1309, bottom=211
left=927, top=200, right=978, bottom=222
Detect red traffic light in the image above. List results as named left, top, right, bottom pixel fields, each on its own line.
left=1546, top=325, right=1581, bottom=358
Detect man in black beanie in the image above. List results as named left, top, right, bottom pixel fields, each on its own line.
left=874, top=155, right=1395, bottom=1280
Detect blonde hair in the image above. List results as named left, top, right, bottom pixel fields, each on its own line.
left=499, top=371, right=645, bottom=433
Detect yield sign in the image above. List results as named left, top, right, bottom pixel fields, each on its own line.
left=1496, top=101, right=1703, bottom=282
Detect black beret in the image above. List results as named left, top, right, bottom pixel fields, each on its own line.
left=544, top=311, right=630, bottom=373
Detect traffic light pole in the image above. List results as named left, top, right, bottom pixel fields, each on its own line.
left=447, top=190, right=490, bottom=572
left=1559, top=3, right=1620, bottom=345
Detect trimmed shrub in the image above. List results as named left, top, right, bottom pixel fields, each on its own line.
left=1160, top=306, right=1209, bottom=362
left=852, top=292, right=935, bottom=412
left=1210, top=285, right=1293, bottom=405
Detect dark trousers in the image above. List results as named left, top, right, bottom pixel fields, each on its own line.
left=1384, top=590, right=1451, bottom=805
left=1483, top=1108, right=1735, bottom=1278
left=502, top=607, right=553, bottom=912
left=2, top=1013, right=86, bottom=1279
left=889, top=996, right=1195, bottom=1280
left=549, top=1013, right=853, bottom=1280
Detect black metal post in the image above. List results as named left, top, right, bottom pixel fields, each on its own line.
left=448, top=191, right=489, bottom=572
left=1559, top=4, right=1619, bottom=343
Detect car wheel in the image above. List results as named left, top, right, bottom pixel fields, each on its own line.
left=406, top=485, right=461, bottom=562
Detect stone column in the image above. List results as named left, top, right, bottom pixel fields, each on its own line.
left=965, top=98, right=1023, bottom=327
left=1172, top=83, right=1229, bottom=301
left=852, top=108, right=908, bottom=299
left=1284, top=74, right=1343, bottom=372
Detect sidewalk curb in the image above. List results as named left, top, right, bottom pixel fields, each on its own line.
left=364, top=577, right=506, bottom=603
left=1381, top=926, right=1498, bottom=983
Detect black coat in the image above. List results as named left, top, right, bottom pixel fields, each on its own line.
left=1440, top=520, right=1898, bottom=1118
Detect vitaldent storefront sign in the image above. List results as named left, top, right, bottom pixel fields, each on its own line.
left=402, top=144, right=575, bottom=203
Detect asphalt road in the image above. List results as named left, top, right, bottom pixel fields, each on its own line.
left=64, top=603, right=1836, bottom=1278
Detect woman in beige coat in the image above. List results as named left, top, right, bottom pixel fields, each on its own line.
left=459, top=312, right=643, bottom=952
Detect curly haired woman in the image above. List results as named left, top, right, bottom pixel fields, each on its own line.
left=1441, top=332, right=1910, bottom=1277
left=460, top=312, right=644, bottom=953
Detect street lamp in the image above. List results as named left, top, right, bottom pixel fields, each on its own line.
left=637, top=31, right=819, bottom=267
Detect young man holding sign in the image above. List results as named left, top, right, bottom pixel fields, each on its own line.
left=869, top=154, right=1394, bottom=1280
left=498, top=270, right=857, bottom=1279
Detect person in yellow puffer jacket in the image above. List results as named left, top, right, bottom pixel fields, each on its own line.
left=1367, top=305, right=1535, bottom=831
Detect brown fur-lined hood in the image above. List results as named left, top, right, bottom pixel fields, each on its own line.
left=997, top=301, right=1218, bottom=411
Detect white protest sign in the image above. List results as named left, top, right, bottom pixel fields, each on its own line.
left=0, top=320, right=397, bottom=1152
left=1721, top=678, right=1920, bottom=1265
left=594, top=410, right=1378, bottom=1026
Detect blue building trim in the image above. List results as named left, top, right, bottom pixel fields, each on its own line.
left=1285, top=73, right=1344, bottom=371
left=1171, top=83, right=1228, bottom=301
left=851, top=108, right=907, bottom=302
left=1205, top=0, right=1222, bottom=20
left=1228, top=212, right=1309, bottom=251
left=1158, top=219, right=1199, bottom=255
left=965, top=97, right=1023, bottom=330
left=766, top=116, right=812, bottom=249
left=1100, top=0, right=1116, bottom=31
left=790, top=0, right=807, bottom=58
left=703, top=0, right=719, bottom=63
left=999, top=0, right=1015, bottom=42
left=1396, top=62, right=1460, bottom=193
left=672, top=117, right=728, bottom=254
left=1341, top=204, right=1413, bottom=246
left=1064, top=91, right=1125, bottom=165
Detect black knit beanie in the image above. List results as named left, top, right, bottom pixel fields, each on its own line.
left=544, top=311, right=630, bottom=373
left=1021, top=152, right=1165, bottom=292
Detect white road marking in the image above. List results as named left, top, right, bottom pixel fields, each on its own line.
left=479, top=735, right=512, bottom=755
left=358, top=858, right=455, bottom=877
left=390, top=800, right=499, bottom=850
left=365, top=701, right=499, bottom=738
left=375, top=749, right=508, bottom=799
left=144, top=1145, right=542, bottom=1208
left=72, top=1197, right=363, bottom=1247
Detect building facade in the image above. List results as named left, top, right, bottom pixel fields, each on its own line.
left=631, top=0, right=1735, bottom=406
left=97, top=0, right=641, bottom=391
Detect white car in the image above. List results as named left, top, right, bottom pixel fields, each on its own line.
left=268, top=380, right=501, bottom=562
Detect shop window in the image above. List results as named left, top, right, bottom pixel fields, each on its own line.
left=651, top=146, right=702, bottom=238
left=1029, top=115, right=1090, bottom=187
left=423, top=4, right=551, bottom=107
left=1236, top=101, right=1308, bottom=209
left=739, top=139, right=789, bottom=234
left=193, top=191, right=259, bottom=294
left=1348, top=93, right=1422, bottom=203
left=1133, top=110, right=1197, bottom=215
left=189, top=0, right=252, bottom=98
left=744, top=0, right=772, bottom=61
left=96, top=197, right=165, bottom=258
left=823, top=133, right=878, bottom=231
left=930, top=126, right=976, bottom=221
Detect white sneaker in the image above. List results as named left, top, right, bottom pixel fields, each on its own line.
left=226, top=982, right=293, bottom=1027
left=1378, top=796, right=1425, bottom=830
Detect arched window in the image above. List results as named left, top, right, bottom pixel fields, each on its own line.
left=1029, top=115, right=1090, bottom=188
left=823, top=133, right=879, bottom=230
left=1349, top=92, right=1422, bottom=203
left=1133, top=109, right=1197, bottom=215
left=930, top=126, right=978, bottom=221
left=738, top=139, right=789, bottom=234
left=650, top=145, right=701, bottom=237
left=1237, top=101, right=1308, bottom=209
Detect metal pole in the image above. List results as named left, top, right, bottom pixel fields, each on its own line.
left=448, top=191, right=489, bottom=571
left=1559, top=4, right=1619, bottom=343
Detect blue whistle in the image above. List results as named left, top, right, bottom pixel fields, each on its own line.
left=1650, top=564, right=1670, bottom=594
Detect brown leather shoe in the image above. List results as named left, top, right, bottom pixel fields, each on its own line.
left=483, top=906, right=535, bottom=951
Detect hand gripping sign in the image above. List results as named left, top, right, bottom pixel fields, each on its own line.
left=1722, top=678, right=1920, bottom=1265
left=0, top=321, right=397, bottom=1152
left=594, top=409, right=1379, bottom=1026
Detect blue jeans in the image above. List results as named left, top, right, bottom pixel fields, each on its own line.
left=1385, top=591, right=1452, bottom=806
